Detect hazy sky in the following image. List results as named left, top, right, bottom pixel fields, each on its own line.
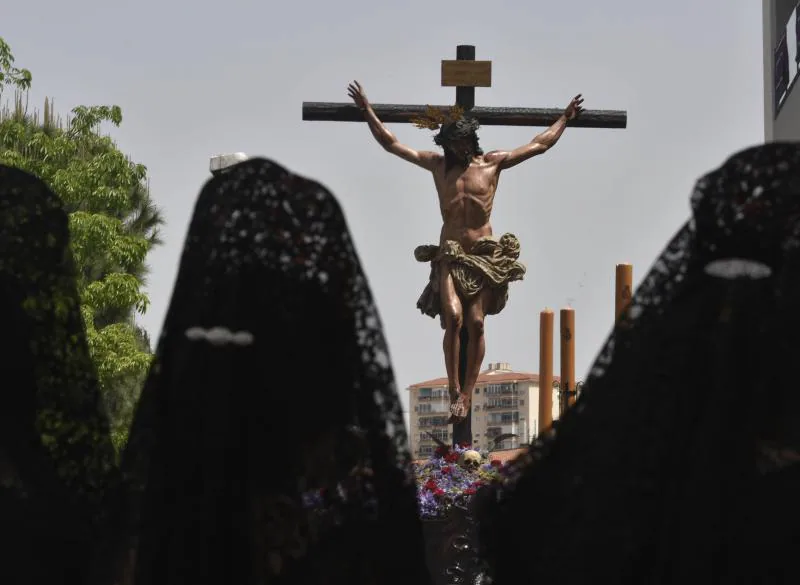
left=5, top=0, right=763, bottom=419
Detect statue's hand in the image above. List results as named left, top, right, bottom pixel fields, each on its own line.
left=347, top=80, right=369, bottom=110
left=564, top=94, right=584, bottom=120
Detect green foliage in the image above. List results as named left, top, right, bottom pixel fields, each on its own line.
left=0, top=37, right=32, bottom=97
left=0, top=38, right=163, bottom=450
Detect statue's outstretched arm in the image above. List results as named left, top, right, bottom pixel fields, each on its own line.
left=497, top=94, right=584, bottom=170
left=348, top=80, right=441, bottom=171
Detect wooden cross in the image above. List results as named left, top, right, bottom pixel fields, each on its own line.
left=302, top=45, right=626, bottom=449
left=302, top=44, right=627, bottom=128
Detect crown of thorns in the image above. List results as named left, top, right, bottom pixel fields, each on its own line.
left=410, top=104, right=465, bottom=130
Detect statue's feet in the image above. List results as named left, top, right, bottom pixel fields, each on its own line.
left=448, top=386, right=461, bottom=403
left=447, top=391, right=471, bottom=424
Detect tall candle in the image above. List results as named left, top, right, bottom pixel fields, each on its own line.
left=538, top=309, right=554, bottom=433
left=615, top=263, right=633, bottom=321
left=560, top=307, right=576, bottom=414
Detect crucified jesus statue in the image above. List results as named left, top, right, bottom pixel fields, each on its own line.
left=347, top=80, right=584, bottom=424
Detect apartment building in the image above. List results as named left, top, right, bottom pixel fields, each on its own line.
left=407, top=362, right=560, bottom=459
left=764, top=0, right=800, bottom=140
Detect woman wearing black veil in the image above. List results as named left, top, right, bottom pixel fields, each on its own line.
left=0, top=165, right=117, bottom=584
left=96, top=158, right=431, bottom=585
left=476, top=143, right=800, bottom=584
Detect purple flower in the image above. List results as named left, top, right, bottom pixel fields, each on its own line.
left=298, top=444, right=507, bottom=520
left=413, top=444, right=504, bottom=519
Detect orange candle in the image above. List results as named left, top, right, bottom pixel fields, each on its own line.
left=538, top=309, right=554, bottom=433
left=560, top=307, right=576, bottom=414
left=615, top=263, right=633, bottom=321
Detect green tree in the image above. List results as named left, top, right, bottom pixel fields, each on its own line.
left=0, top=38, right=163, bottom=451
left=0, top=37, right=31, bottom=96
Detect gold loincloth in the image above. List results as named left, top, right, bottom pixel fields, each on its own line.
left=414, top=233, right=526, bottom=327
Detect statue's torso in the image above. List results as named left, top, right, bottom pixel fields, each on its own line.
left=433, top=156, right=500, bottom=253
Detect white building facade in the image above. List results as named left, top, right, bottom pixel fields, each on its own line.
left=407, top=362, right=560, bottom=459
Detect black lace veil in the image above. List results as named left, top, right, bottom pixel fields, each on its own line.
left=99, top=158, right=430, bottom=585
left=476, top=143, right=800, bottom=584
left=0, top=164, right=116, bottom=584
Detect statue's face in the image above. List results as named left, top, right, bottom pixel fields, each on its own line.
left=445, top=137, right=474, bottom=159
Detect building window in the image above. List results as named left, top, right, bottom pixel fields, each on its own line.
left=774, top=2, right=800, bottom=115
left=486, top=383, right=516, bottom=396
left=486, top=398, right=519, bottom=409
left=419, top=416, right=449, bottom=427
left=488, top=411, right=520, bottom=424
left=420, top=429, right=449, bottom=443
left=431, top=429, right=448, bottom=441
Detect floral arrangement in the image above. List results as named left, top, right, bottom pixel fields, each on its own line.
left=414, top=442, right=505, bottom=520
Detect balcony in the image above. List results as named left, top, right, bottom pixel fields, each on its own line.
left=484, top=388, right=519, bottom=396
left=493, top=438, right=521, bottom=451
left=420, top=433, right=449, bottom=444
left=486, top=424, right=519, bottom=437
left=417, top=392, right=447, bottom=401
left=483, top=383, right=518, bottom=396
left=416, top=403, right=450, bottom=414
left=418, top=417, right=449, bottom=428
left=500, top=424, right=519, bottom=435
left=484, top=400, right=519, bottom=410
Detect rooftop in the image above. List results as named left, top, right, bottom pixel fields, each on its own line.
left=412, top=447, right=528, bottom=466
left=487, top=447, right=528, bottom=463
left=408, top=362, right=560, bottom=389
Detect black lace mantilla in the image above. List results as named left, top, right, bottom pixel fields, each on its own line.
left=476, top=143, right=800, bottom=584
left=95, top=158, right=431, bottom=585
left=0, top=164, right=116, bottom=585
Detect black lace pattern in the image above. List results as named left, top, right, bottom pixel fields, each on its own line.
left=0, top=164, right=116, bottom=584
left=476, top=143, right=800, bottom=585
left=97, top=158, right=430, bottom=585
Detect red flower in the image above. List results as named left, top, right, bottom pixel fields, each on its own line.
left=434, top=488, right=445, bottom=497
left=434, top=445, right=450, bottom=458
left=424, top=479, right=438, bottom=491
left=441, top=466, right=451, bottom=474
left=460, top=442, right=471, bottom=449
left=445, top=452, right=459, bottom=463
left=463, top=488, right=476, bottom=495
left=490, top=459, right=502, bottom=467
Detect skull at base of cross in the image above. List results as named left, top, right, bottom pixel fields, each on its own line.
left=458, top=449, right=482, bottom=470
